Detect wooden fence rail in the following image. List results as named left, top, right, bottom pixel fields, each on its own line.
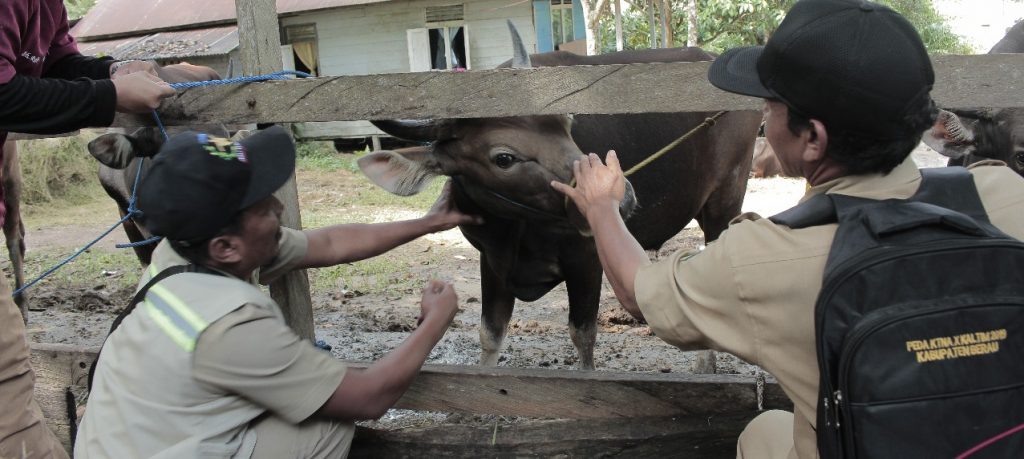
left=95, top=54, right=1024, bottom=129
left=30, top=343, right=789, bottom=457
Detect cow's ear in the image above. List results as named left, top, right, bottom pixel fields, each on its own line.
left=88, top=133, right=137, bottom=169
left=357, top=146, right=442, bottom=196
left=923, top=109, right=976, bottom=159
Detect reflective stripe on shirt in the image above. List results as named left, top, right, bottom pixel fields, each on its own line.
left=143, top=283, right=209, bottom=352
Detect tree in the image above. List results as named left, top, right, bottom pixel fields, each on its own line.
left=579, top=0, right=611, bottom=55
left=64, top=0, right=97, bottom=21
left=595, top=0, right=974, bottom=55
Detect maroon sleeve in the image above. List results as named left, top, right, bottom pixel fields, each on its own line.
left=42, top=2, right=80, bottom=73
left=0, top=1, right=27, bottom=83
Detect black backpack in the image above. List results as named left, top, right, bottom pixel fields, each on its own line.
left=771, top=167, right=1024, bottom=458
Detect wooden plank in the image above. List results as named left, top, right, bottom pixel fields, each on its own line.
left=351, top=413, right=756, bottom=458
left=7, top=131, right=81, bottom=141
left=235, top=0, right=315, bottom=340
left=29, top=344, right=791, bottom=454
left=30, top=344, right=790, bottom=420
left=292, top=121, right=385, bottom=140
left=343, top=362, right=791, bottom=419
left=28, top=343, right=96, bottom=452
left=106, top=53, right=1024, bottom=128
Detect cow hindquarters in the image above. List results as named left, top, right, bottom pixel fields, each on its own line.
left=479, top=254, right=515, bottom=366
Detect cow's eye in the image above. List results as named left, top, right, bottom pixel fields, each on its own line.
left=1014, top=150, right=1024, bottom=165
left=494, top=153, right=517, bottom=169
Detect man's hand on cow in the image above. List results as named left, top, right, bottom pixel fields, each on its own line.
left=425, top=180, right=484, bottom=230
left=551, top=151, right=626, bottom=220
left=112, top=71, right=176, bottom=113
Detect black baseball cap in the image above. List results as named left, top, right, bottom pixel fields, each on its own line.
left=708, top=0, right=935, bottom=139
left=138, top=125, right=295, bottom=243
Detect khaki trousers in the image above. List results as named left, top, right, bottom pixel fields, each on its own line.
left=0, top=277, right=69, bottom=459
left=250, top=413, right=354, bottom=459
left=736, top=410, right=795, bottom=459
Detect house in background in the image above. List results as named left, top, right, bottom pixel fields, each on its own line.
left=72, top=0, right=586, bottom=146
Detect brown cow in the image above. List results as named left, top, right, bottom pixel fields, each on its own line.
left=360, top=23, right=761, bottom=371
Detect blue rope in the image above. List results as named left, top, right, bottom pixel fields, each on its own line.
left=168, top=70, right=312, bottom=89
left=14, top=70, right=311, bottom=297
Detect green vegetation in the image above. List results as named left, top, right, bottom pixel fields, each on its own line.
left=595, top=0, right=977, bottom=54
left=296, top=140, right=358, bottom=172
left=17, top=133, right=104, bottom=209
left=22, top=247, right=141, bottom=292
left=64, top=0, right=97, bottom=20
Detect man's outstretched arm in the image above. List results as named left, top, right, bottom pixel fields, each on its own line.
left=551, top=151, right=650, bottom=321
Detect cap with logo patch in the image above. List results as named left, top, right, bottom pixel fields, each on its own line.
left=138, top=125, right=295, bottom=243
left=707, top=0, right=935, bottom=139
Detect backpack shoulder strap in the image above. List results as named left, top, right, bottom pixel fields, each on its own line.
left=87, top=264, right=220, bottom=390
left=915, top=166, right=991, bottom=223
left=769, top=193, right=837, bottom=229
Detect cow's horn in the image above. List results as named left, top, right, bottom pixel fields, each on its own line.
left=507, top=19, right=532, bottom=68
left=371, top=119, right=440, bottom=142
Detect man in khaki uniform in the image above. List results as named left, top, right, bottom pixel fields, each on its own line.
left=76, top=126, right=480, bottom=458
left=552, top=0, right=1024, bottom=457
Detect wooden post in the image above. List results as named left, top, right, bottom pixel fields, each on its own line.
left=234, top=0, right=315, bottom=340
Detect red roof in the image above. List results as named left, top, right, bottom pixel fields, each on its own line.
left=72, top=0, right=390, bottom=40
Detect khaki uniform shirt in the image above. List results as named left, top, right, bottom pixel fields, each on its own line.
left=76, top=228, right=350, bottom=458
left=636, top=159, right=1024, bottom=459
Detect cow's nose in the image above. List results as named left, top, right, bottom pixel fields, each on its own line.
left=619, top=179, right=638, bottom=220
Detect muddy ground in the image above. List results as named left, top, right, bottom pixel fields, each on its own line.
left=15, top=146, right=947, bottom=429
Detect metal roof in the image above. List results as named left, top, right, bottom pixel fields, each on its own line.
left=75, top=26, right=239, bottom=60
left=72, top=0, right=391, bottom=41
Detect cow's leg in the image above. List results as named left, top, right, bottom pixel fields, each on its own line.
left=2, top=142, right=28, bottom=324
left=562, top=240, right=602, bottom=371
left=479, top=254, right=515, bottom=366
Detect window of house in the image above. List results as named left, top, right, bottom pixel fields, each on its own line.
left=408, top=5, right=470, bottom=72
left=551, top=0, right=574, bottom=49
left=283, top=23, right=318, bottom=76
left=427, top=26, right=466, bottom=70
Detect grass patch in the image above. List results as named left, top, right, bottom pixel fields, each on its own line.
left=21, top=247, right=140, bottom=292
left=17, top=132, right=103, bottom=207
left=296, top=140, right=360, bottom=172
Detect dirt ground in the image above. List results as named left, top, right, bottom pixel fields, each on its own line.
left=15, top=145, right=948, bottom=427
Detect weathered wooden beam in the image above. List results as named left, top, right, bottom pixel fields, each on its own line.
left=351, top=413, right=756, bottom=458
left=104, top=53, right=1024, bottom=128
left=29, top=343, right=97, bottom=452
left=30, top=343, right=790, bottom=454
left=346, top=362, right=791, bottom=419
left=7, top=131, right=81, bottom=141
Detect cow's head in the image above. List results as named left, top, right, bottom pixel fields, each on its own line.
left=359, top=19, right=636, bottom=234
left=924, top=108, right=1024, bottom=175
left=359, top=116, right=638, bottom=235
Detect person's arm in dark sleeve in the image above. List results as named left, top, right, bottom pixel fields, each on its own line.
left=0, top=75, right=115, bottom=134
left=43, top=53, right=115, bottom=81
